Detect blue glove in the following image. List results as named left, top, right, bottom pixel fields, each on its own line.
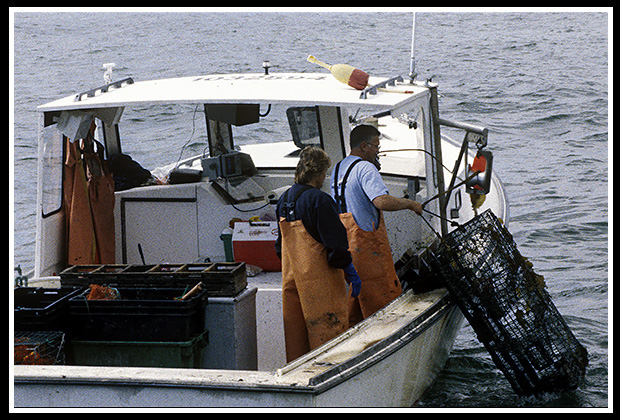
left=344, top=262, right=361, bottom=298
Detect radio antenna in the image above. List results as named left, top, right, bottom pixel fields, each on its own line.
left=408, top=13, right=417, bottom=83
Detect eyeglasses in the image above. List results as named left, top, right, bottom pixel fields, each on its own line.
left=364, top=142, right=381, bottom=151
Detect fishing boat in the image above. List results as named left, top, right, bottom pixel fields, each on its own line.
left=13, top=54, right=509, bottom=407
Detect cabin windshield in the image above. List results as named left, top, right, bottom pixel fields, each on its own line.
left=115, top=103, right=321, bottom=176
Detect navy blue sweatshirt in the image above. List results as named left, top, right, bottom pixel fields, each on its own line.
left=275, top=183, right=352, bottom=269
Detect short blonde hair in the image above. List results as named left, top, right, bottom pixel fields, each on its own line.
left=294, top=146, right=331, bottom=184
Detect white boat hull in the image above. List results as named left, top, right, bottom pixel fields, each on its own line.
left=14, top=289, right=462, bottom=408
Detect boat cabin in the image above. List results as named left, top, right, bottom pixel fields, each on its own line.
left=34, top=72, right=445, bottom=279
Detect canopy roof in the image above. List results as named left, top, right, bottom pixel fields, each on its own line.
left=38, top=72, right=427, bottom=113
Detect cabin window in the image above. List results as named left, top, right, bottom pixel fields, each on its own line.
left=40, top=124, right=64, bottom=217
left=205, top=117, right=234, bottom=157
left=286, top=106, right=321, bottom=149
left=205, top=104, right=322, bottom=166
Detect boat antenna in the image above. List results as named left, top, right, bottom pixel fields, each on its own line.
left=408, top=13, right=417, bottom=83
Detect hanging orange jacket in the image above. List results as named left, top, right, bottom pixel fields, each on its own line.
left=278, top=187, right=349, bottom=362
left=84, top=144, right=115, bottom=264
left=333, top=160, right=402, bottom=326
left=64, top=137, right=97, bottom=265
left=63, top=126, right=115, bottom=266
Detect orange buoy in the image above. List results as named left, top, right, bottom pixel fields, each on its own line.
left=307, top=55, right=369, bottom=90
left=466, top=150, right=493, bottom=194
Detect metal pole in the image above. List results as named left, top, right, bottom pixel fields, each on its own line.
left=429, top=85, right=448, bottom=236
left=409, top=13, right=417, bottom=82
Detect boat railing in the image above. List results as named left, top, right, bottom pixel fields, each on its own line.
left=359, top=75, right=404, bottom=99
left=436, top=117, right=490, bottom=219
left=437, top=117, right=488, bottom=148
left=74, top=77, right=135, bottom=102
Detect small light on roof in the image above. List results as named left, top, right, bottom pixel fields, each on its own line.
left=103, top=63, right=116, bottom=84
left=262, top=61, right=271, bottom=75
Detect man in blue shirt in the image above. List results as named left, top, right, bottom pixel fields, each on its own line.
left=331, top=124, right=423, bottom=325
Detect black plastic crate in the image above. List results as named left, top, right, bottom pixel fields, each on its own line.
left=68, top=287, right=208, bottom=342
left=58, top=265, right=104, bottom=283
left=59, top=262, right=247, bottom=296
left=174, top=263, right=247, bottom=296
left=430, top=209, right=588, bottom=396
left=14, top=287, right=83, bottom=332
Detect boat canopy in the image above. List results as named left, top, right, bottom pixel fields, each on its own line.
left=37, top=73, right=428, bottom=113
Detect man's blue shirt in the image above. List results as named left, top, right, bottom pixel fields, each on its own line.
left=330, top=155, right=389, bottom=231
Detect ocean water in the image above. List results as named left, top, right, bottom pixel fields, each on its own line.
left=12, top=11, right=609, bottom=408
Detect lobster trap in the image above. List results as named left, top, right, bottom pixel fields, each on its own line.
left=430, top=209, right=588, bottom=396
left=14, top=331, right=66, bottom=365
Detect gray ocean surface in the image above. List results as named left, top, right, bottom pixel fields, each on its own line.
left=12, top=11, right=609, bottom=408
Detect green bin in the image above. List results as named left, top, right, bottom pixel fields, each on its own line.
left=69, top=331, right=208, bottom=368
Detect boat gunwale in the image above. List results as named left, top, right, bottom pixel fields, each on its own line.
left=306, top=291, right=456, bottom=392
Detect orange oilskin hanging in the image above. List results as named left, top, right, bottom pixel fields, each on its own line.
left=64, top=136, right=97, bottom=265
left=84, top=136, right=115, bottom=264
left=64, top=123, right=115, bottom=266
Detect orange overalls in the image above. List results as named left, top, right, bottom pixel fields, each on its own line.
left=333, top=160, right=402, bottom=327
left=279, top=188, right=349, bottom=362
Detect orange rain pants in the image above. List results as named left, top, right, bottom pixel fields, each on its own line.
left=279, top=218, right=349, bottom=362
left=339, top=212, right=402, bottom=327
left=64, top=134, right=115, bottom=266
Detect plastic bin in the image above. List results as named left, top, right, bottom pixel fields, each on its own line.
left=14, top=287, right=83, bottom=332
left=68, top=287, right=208, bottom=342
left=59, top=262, right=247, bottom=296
left=232, top=221, right=281, bottom=271
left=176, top=263, right=247, bottom=296
left=69, top=331, right=208, bottom=368
left=203, top=286, right=257, bottom=370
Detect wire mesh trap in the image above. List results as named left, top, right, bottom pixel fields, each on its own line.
left=14, top=331, right=66, bottom=365
left=430, top=209, right=588, bottom=396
